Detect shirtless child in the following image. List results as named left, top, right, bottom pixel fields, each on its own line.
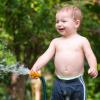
left=31, top=5, right=98, bottom=100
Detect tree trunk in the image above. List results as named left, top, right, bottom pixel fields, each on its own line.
left=10, top=74, right=25, bottom=100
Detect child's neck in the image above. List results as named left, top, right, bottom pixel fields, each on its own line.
left=62, top=32, right=78, bottom=39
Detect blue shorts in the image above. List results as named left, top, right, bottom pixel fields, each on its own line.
left=51, top=76, right=86, bottom=100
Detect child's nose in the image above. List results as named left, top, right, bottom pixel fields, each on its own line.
left=57, top=21, right=63, bottom=27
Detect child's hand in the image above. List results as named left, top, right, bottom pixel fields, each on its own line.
left=88, top=68, right=98, bottom=78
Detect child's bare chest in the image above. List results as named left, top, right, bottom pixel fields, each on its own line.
left=56, top=40, right=82, bottom=52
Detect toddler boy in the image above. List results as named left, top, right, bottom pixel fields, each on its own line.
left=31, top=5, right=98, bottom=100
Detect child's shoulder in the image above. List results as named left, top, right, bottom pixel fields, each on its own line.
left=50, top=37, right=61, bottom=46
left=77, top=34, right=90, bottom=44
left=51, top=37, right=61, bottom=42
left=77, top=34, right=88, bottom=40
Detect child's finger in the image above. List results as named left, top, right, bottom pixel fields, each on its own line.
left=88, top=69, right=98, bottom=78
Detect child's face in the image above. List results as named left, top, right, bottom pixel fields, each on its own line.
left=55, top=11, right=79, bottom=36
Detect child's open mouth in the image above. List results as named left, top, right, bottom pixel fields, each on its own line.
left=58, top=28, right=65, bottom=31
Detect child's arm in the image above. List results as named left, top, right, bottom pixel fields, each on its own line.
left=82, top=38, right=98, bottom=78
left=31, top=39, right=56, bottom=71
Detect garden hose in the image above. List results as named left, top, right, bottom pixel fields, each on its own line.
left=29, top=71, right=47, bottom=100
left=40, top=76, right=47, bottom=100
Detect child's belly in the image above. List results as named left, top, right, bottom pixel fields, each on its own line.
left=54, top=51, right=84, bottom=77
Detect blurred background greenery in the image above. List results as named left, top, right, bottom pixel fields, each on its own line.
left=0, top=0, right=100, bottom=100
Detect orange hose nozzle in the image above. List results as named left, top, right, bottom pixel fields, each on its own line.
left=29, top=71, right=41, bottom=78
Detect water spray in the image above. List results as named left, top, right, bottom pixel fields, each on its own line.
left=0, top=64, right=47, bottom=100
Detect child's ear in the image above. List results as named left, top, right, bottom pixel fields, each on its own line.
left=75, top=19, right=80, bottom=28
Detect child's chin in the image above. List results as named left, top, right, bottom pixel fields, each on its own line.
left=59, top=31, right=64, bottom=34
left=60, top=32, right=67, bottom=36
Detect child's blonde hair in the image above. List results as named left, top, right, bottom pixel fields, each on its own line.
left=57, top=5, right=83, bottom=22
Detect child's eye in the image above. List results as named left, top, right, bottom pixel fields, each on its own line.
left=62, top=20, right=67, bottom=22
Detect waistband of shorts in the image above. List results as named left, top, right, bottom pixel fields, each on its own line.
left=56, top=73, right=83, bottom=80
left=55, top=75, right=83, bottom=83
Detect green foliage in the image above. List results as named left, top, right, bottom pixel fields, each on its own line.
left=0, top=40, right=16, bottom=65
